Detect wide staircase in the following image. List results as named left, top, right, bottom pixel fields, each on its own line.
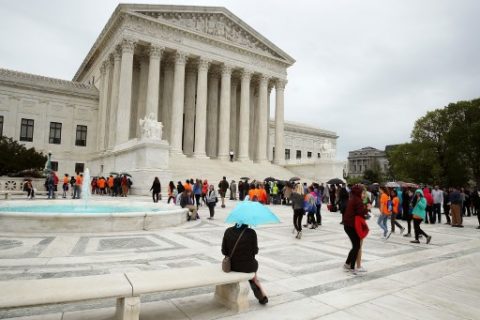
left=169, top=154, right=301, bottom=183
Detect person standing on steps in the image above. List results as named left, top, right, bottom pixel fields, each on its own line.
left=410, top=189, right=432, bottom=244
left=229, top=150, right=234, bottom=162
left=205, top=184, right=218, bottom=220
left=290, top=184, right=305, bottom=239
left=218, top=177, right=229, bottom=208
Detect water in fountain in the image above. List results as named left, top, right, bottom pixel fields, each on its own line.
left=81, top=168, right=91, bottom=208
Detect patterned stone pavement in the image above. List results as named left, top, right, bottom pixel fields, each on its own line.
left=0, top=196, right=479, bottom=319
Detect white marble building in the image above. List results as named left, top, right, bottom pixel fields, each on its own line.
left=0, top=4, right=342, bottom=191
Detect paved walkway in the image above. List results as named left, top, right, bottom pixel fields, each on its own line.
left=0, top=196, right=479, bottom=319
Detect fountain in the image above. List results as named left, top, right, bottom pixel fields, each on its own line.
left=0, top=165, right=188, bottom=233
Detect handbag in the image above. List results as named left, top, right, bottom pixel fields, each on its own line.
left=222, top=228, right=246, bottom=273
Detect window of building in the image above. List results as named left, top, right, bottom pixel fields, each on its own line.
left=307, top=151, right=312, bottom=158
left=50, top=161, right=58, bottom=172
left=285, top=149, right=290, bottom=160
left=0, top=115, right=3, bottom=137
left=75, top=163, right=85, bottom=173
left=49, top=122, right=62, bottom=144
left=317, top=153, right=321, bottom=158
left=354, top=165, right=357, bottom=172
left=296, top=150, right=301, bottom=159
left=272, top=147, right=275, bottom=159
left=20, top=118, right=34, bottom=142
left=75, top=125, right=87, bottom=146
left=359, top=165, right=362, bottom=172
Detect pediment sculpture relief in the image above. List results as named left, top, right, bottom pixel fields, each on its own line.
left=137, top=11, right=281, bottom=58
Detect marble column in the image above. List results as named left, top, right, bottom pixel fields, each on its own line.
left=217, top=65, right=232, bottom=160
left=183, top=64, right=197, bottom=156
left=115, top=39, right=135, bottom=145
left=97, top=60, right=110, bottom=151
left=193, top=59, right=210, bottom=158
left=207, top=71, right=220, bottom=157
left=229, top=78, right=239, bottom=158
left=145, top=46, right=163, bottom=120
left=237, top=71, right=251, bottom=161
left=256, top=74, right=269, bottom=162
left=274, top=79, right=286, bottom=165
left=161, top=60, right=174, bottom=142
left=108, top=48, right=121, bottom=149
left=135, top=57, right=148, bottom=138
left=267, top=83, right=273, bottom=161
left=170, top=51, right=187, bottom=153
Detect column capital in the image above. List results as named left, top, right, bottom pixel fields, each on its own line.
left=231, top=78, right=240, bottom=87
left=148, top=45, right=164, bottom=59
left=186, top=63, right=197, bottom=74
left=112, top=46, right=122, bottom=61
left=174, top=51, right=188, bottom=65
left=221, top=64, right=234, bottom=76
left=120, top=39, right=136, bottom=54
left=275, top=79, right=287, bottom=91
left=259, top=74, right=270, bottom=85
left=198, top=58, right=211, bottom=71
left=241, top=69, right=253, bottom=81
left=100, top=60, right=108, bottom=75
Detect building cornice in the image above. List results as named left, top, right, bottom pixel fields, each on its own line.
left=269, top=120, right=338, bottom=139
left=0, top=68, right=99, bottom=100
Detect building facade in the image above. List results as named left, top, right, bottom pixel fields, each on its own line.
left=347, top=147, right=389, bottom=178
left=0, top=4, right=342, bottom=192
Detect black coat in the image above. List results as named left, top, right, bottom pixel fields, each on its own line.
left=150, top=181, right=161, bottom=193
left=221, top=225, right=258, bottom=273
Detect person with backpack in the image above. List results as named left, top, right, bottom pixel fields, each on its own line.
left=304, top=186, right=318, bottom=229
left=378, top=187, right=391, bottom=240
left=313, top=183, right=323, bottom=226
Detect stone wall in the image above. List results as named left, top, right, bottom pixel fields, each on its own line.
left=0, top=177, right=45, bottom=192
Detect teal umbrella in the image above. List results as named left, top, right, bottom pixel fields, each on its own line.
left=225, top=201, right=281, bottom=226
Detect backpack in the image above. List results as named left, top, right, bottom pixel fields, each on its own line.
left=387, top=200, right=393, bottom=212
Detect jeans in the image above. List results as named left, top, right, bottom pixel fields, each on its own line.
left=432, top=203, right=441, bottom=223
left=377, top=214, right=389, bottom=237
left=195, top=194, right=201, bottom=208
left=426, top=205, right=432, bottom=223
left=47, top=185, right=54, bottom=199
left=344, top=225, right=360, bottom=269
left=152, top=192, right=159, bottom=203
left=390, top=213, right=404, bottom=232
left=73, top=185, right=81, bottom=199
left=443, top=204, right=451, bottom=224
left=405, top=212, right=412, bottom=234
left=293, top=208, right=304, bottom=231
left=316, top=204, right=322, bottom=225
left=413, top=218, right=428, bottom=240
left=207, top=202, right=215, bottom=218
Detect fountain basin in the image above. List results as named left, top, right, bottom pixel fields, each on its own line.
left=0, top=200, right=188, bottom=233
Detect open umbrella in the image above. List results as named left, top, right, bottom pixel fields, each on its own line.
left=240, top=177, right=250, bottom=180
left=289, top=177, right=301, bottom=182
left=109, top=172, right=119, bottom=176
left=264, top=177, right=276, bottom=182
left=225, top=200, right=281, bottom=226
left=120, top=172, right=132, bottom=177
left=327, top=178, right=344, bottom=184
left=385, top=181, right=400, bottom=188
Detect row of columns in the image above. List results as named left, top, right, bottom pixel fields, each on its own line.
left=97, top=38, right=286, bottom=164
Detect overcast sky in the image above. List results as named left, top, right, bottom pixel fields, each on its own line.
left=1, top=0, right=479, bottom=159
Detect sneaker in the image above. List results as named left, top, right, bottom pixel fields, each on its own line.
left=403, top=233, right=411, bottom=238
left=385, top=232, right=392, bottom=240
left=297, top=231, right=302, bottom=239
left=343, top=263, right=351, bottom=272
left=400, top=227, right=405, bottom=235
left=476, top=226, right=480, bottom=229
left=410, top=240, right=420, bottom=244
left=355, top=267, right=367, bottom=273
left=259, top=296, right=268, bottom=305
left=207, top=217, right=212, bottom=220
left=426, top=235, right=432, bottom=244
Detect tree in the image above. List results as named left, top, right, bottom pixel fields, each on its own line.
left=363, top=159, right=384, bottom=183
left=0, top=137, right=47, bottom=176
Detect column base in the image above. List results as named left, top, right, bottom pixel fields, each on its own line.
left=217, top=155, right=230, bottom=161
left=273, top=159, right=285, bottom=166
left=254, top=159, right=270, bottom=164
left=237, top=157, right=253, bottom=163
left=193, top=153, right=210, bottom=159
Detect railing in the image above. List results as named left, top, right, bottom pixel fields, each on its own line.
left=0, top=177, right=45, bottom=192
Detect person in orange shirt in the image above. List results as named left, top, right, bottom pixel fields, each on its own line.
left=257, top=184, right=268, bottom=204
left=62, top=174, right=69, bottom=198
left=390, top=190, right=405, bottom=234
left=377, top=187, right=391, bottom=239
left=248, top=184, right=257, bottom=201
left=74, top=172, right=83, bottom=199
left=97, top=177, right=106, bottom=195
left=108, top=175, right=114, bottom=195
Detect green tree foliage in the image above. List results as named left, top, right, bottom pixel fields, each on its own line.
left=0, top=137, right=47, bottom=176
left=363, top=159, right=384, bottom=183
left=387, top=98, right=480, bottom=186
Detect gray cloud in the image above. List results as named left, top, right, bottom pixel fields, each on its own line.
left=1, top=0, right=479, bottom=159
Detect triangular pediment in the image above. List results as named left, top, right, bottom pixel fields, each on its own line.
left=131, top=6, right=294, bottom=64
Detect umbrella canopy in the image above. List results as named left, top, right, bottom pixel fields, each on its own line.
left=264, top=177, right=276, bottom=182
left=120, top=172, right=132, bottom=177
left=240, top=177, right=250, bottom=180
left=327, top=178, right=344, bottom=184
left=225, top=201, right=281, bottom=226
left=385, top=181, right=400, bottom=188
left=289, top=177, right=301, bottom=182
left=109, top=172, right=119, bottom=176
left=361, top=179, right=371, bottom=185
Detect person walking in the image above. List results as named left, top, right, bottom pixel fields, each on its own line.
left=150, top=177, right=161, bottom=203
left=62, top=174, right=69, bottom=198
left=313, top=183, right=323, bottom=226
left=432, top=185, right=443, bottom=223
left=338, top=184, right=349, bottom=224
left=221, top=223, right=268, bottom=305
left=423, top=187, right=433, bottom=223
left=202, top=180, right=209, bottom=205
left=193, top=179, right=202, bottom=209
left=167, top=181, right=177, bottom=204
left=390, top=190, right=405, bottom=234
left=205, top=184, right=218, bottom=220
left=73, top=172, right=83, bottom=199
left=355, top=186, right=371, bottom=273
left=377, top=187, right=391, bottom=240
left=230, top=180, right=237, bottom=200
left=290, top=184, right=305, bottom=239
left=46, top=173, right=55, bottom=199
left=343, top=185, right=369, bottom=273
left=410, top=189, right=432, bottom=244
left=69, top=175, right=76, bottom=198
left=304, top=186, right=318, bottom=229
left=443, top=187, right=451, bottom=225
left=179, top=189, right=198, bottom=221
left=218, top=177, right=229, bottom=208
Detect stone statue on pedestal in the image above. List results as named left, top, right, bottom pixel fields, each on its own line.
left=139, top=113, right=163, bottom=140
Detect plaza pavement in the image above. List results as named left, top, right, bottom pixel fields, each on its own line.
left=0, top=195, right=479, bottom=319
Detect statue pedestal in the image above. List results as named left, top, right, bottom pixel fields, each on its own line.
left=89, top=138, right=171, bottom=195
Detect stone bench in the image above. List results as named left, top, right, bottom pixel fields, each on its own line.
left=0, top=191, right=48, bottom=199
left=0, top=265, right=254, bottom=319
